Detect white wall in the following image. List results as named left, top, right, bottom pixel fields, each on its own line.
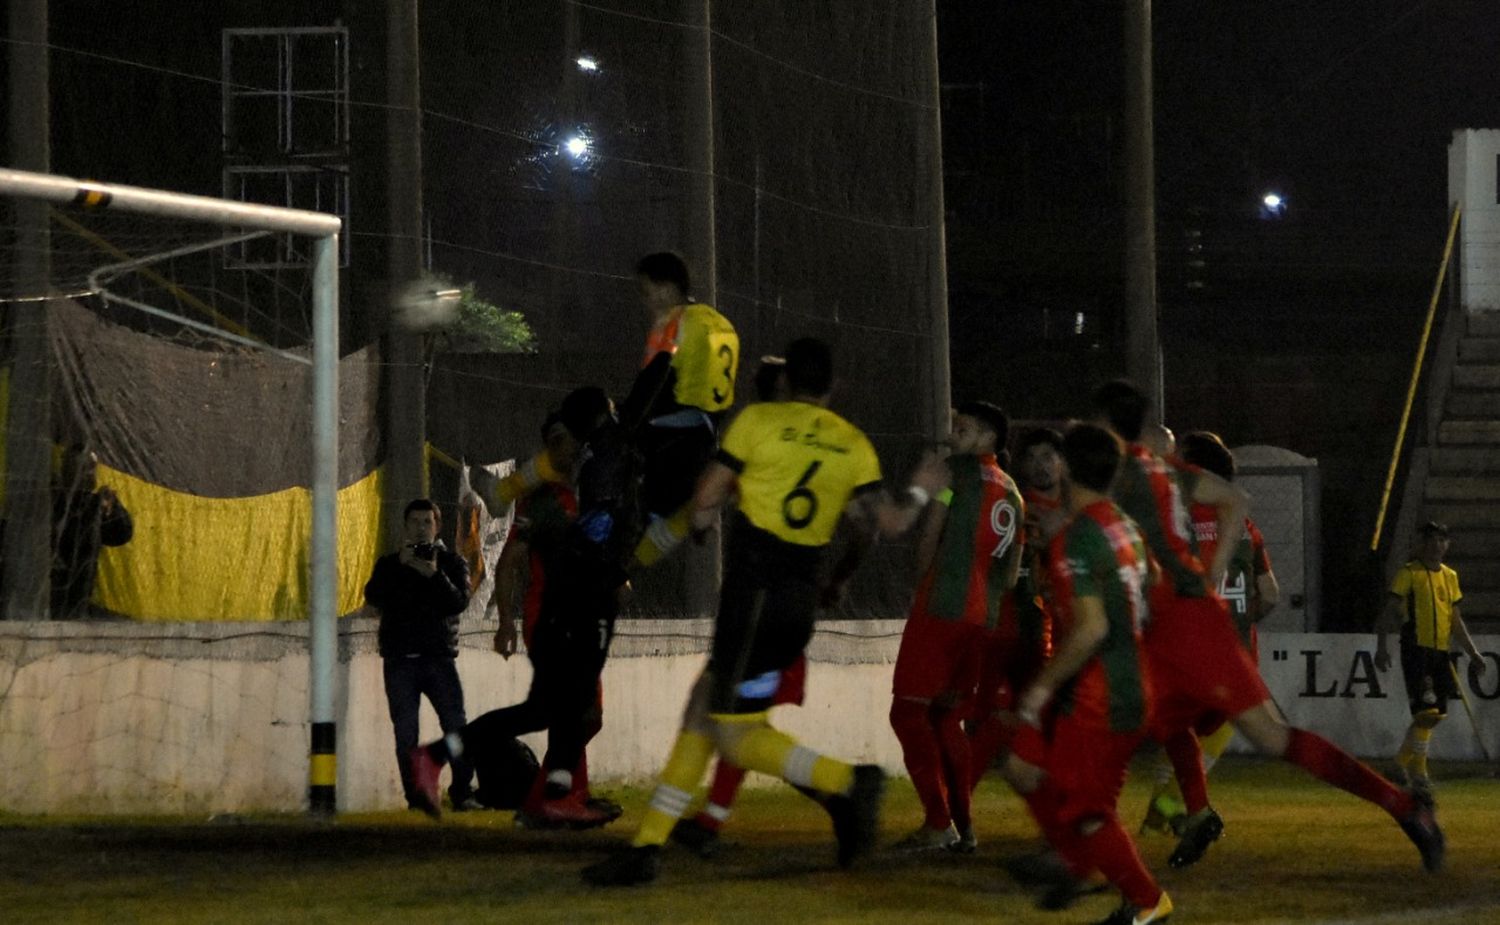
left=1450, top=128, right=1500, bottom=310
left=3, top=624, right=1495, bottom=814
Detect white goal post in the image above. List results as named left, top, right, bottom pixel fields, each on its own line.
left=0, top=167, right=344, bottom=815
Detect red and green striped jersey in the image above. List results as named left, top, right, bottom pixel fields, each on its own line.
left=910, top=453, right=1025, bottom=628
left=1113, top=444, right=1210, bottom=598
left=1046, top=499, right=1152, bottom=733
left=1190, top=504, right=1271, bottom=648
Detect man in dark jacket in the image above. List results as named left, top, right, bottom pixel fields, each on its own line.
left=364, top=498, right=476, bottom=812
left=52, top=446, right=133, bottom=619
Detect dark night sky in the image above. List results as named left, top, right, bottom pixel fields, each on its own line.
left=941, top=2, right=1500, bottom=253
left=6, top=1, right=1500, bottom=626
left=938, top=2, right=1500, bottom=626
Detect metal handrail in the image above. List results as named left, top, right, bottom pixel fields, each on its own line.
left=1370, top=204, right=1462, bottom=551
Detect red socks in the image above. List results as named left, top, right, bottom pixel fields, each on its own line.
left=1285, top=727, right=1410, bottom=818
left=1082, top=816, right=1163, bottom=910
left=936, top=707, right=974, bottom=832
left=1163, top=730, right=1210, bottom=815
left=695, top=761, right=749, bottom=831
left=891, top=697, right=951, bottom=830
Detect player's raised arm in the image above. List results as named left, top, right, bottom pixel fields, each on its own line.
left=844, top=450, right=948, bottom=540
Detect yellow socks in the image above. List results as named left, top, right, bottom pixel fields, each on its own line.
left=633, top=731, right=715, bottom=848
left=1199, top=722, right=1235, bottom=775
left=718, top=718, right=855, bottom=797
left=634, top=506, right=694, bottom=568
left=1408, top=725, right=1434, bottom=779
left=491, top=450, right=565, bottom=509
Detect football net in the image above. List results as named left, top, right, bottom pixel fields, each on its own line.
left=0, top=169, right=346, bottom=814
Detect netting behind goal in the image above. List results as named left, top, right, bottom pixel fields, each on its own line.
left=0, top=196, right=369, bottom=624
left=0, top=178, right=352, bottom=812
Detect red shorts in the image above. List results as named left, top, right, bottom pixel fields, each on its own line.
left=772, top=655, right=807, bottom=706
left=1044, top=713, right=1144, bottom=826
left=892, top=615, right=986, bottom=703
left=1146, top=592, right=1269, bottom=738
left=973, top=624, right=1044, bottom=720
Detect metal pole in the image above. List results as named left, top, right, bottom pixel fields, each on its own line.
left=923, top=0, right=952, bottom=441
left=1123, top=0, right=1163, bottom=412
left=0, top=169, right=339, bottom=236
left=308, top=233, right=340, bottom=816
left=383, top=0, right=429, bottom=546
left=3, top=1, right=52, bottom=621
left=683, top=0, right=717, bottom=306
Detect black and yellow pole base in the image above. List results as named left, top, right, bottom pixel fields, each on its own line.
left=309, top=722, right=337, bottom=816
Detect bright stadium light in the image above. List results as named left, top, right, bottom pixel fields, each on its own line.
left=576, top=55, right=600, bottom=72
left=564, top=135, right=590, bottom=158
left=1259, top=190, right=1287, bottom=219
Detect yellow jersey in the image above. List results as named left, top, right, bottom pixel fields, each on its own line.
left=717, top=401, right=883, bottom=547
left=1390, top=560, right=1462, bottom=650
left=643, top=303, right=739, bottom=414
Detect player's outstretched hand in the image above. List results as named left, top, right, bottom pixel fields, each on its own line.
left=1374, top=648, right=1392, bottom=673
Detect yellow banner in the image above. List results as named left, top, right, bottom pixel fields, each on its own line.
left=94, top=465, right=384, bottom=621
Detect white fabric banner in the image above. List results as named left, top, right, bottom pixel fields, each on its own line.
left=1241, top=632, right=1500, bottom=761
left=455, top=460, right=515, bottom=626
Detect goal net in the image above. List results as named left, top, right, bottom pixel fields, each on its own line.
left=0, top=169, right=347, bottom=813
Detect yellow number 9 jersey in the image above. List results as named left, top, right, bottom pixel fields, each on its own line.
left=717, top=401, right=884, bottom=547
left=670, top=303, right=739, bottom=413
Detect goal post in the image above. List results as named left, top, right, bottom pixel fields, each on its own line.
left=0, top=167, right=344, bottom=815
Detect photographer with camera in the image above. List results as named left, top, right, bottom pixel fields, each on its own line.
left=364, top=498, right=478, bottom=813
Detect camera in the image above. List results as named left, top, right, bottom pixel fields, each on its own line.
left=409, top=542, right=438, bottom=560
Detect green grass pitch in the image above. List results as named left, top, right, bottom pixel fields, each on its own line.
left=2, top=758, right=1495, bottom=923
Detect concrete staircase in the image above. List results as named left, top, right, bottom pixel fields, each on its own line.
left=1419, top=311, right=1500, bottom=630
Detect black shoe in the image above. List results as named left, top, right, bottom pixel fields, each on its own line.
left=670, top=818, right=721, bottom=859
left=1002, top=850, right=1074, bottom=888
left=1038, top=874, right=1110, bottom=911
left=449, top=794, right=484, bottom=812
left=1168, top=807, right=1224, bottom=869
left=586, top=796, right=625, bottom=823
left=581, top=845, right=662, bottom=887
left=827, top=764, right=886, bottom=868
left=1398, top=789, right=1446, bottom=873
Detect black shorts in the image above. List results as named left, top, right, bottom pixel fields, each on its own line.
left=1400, top=642, right=1458, bottom=716
left=707, top=520, right=822, bottom=715
left=639, top=421, right=717, bottom=518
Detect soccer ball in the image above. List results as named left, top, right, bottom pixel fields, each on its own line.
left=392, top=278, right=462, bottom=331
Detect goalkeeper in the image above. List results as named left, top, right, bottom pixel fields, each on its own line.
left=412, top=387, right=640, bottom=827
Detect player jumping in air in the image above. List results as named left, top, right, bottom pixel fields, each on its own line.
left=582, top=338, right=943, bottom=886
